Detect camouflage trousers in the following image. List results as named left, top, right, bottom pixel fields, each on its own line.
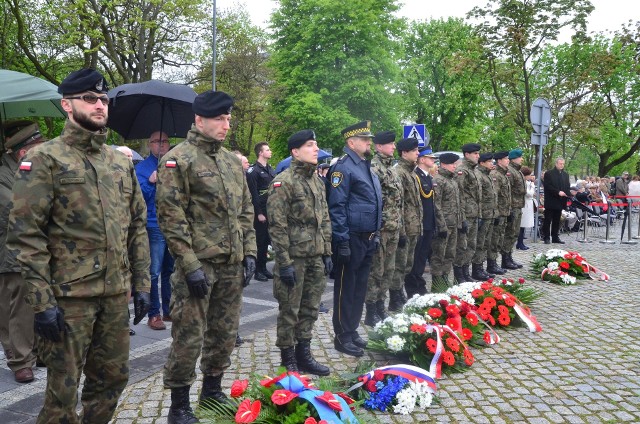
left=365, top=229, right=399, bottom=303
left=274, top=256, right=326, bottom=348
left=472, top=218, right=494, bottom=264
left=0, top=272, right=36, bottom=372
left=503, top=208, right=522, bottom=253
left=430, top=227, right=458, bottom=276
left=392, top=234, right=419, bottom=290
left=489, top=217, right=508, bottom=260
left=37, top=293, right=130, bottom=424
left=454, top=217, right=479, bottom=266
left=163, top=260, right=243, bottom=388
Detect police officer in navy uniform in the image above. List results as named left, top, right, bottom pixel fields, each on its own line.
left=405, top=146, right=437, bottom=298
left=246, top=142, right=276, bottom=281
left=328, top=120, right=382, bottom=357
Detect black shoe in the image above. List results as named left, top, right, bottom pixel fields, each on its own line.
left=516, top=243, right=530, bottom=250
left=334, top=338, right=364, bottom=357
left=235, top=333, right=244, bottom=347
left=129, top=328, right=136, bottom=336
left=262, top=269, right=274, bottom=279
left=552, top=238, right=565, bottom=244
left=296, top=340, right=330, bottom=376
left=318, top=302, right=329, bottom=313
left=544, top=239, right=551, bottom=244
left=254, top=272, right=268, bottom=282
left=352, top=335, right=367, bottom=349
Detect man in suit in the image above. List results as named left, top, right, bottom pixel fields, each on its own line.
left=542, top=157, right=571, bottom=244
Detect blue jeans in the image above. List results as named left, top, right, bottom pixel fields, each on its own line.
left=148, top=227, right=174, bottom=318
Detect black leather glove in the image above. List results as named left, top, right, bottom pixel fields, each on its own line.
left=34, top=306, right=65, bottom=342
left=494, top=217, right=501, bottom=226
left=398, top=235, right=407, bottom=248
left=336, top=241, right=351, bottom=265
left=460, top=221, right=468, bottom=234
left=322, top=255, right=333, bottom=276
left=478, top=218, right=484, bottom=229
left=243, top=255, right=256, bottom=287
left=185, top=268, right=210, bottom=299
left=506, top=211, right=514, bottom=223
left=437, top=230, right=448, bottom=239
left=133, top=291, right=151, bottom=325
left=279, top=265, right=297, bottom=288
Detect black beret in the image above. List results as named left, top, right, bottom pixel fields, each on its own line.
left=479, top=152, right=494, bottom=163
left=461, top=143, right=482, bottom=153
left=493, top=151, right=509, bottom=160
left=373, top=130, right=395, bottom=145
left=341, top=121, right=373, bottom=139
left=439, top=153, right=460, bottom=165
left=396, top=137, right=419, bottom=152
left=192, top=90, right=234, bottom=117
left=58, top=68, right=108, bottom=95
left=288, top=129, right=316, bottom=150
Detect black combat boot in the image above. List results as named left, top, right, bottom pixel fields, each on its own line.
left=375, top=300, right=389, bottom=321
left=364, top=302, right=381, bottom=326
left=508, top=252, right=523, bottom=268
left=280, top=346, right=299, bottom=372
left=295, top=340, right=330, bottom=376
left=462, top=264, right=479, bottom=282
left=168, top=386, right=199, bottom=424
left=501, top=253, right=520, bottom=270
left=471, top=263, right=491, bottom=281
left=453, top=266, right=465, bottom=284
left=199, top=374, right=229, bottom=408
left=388, top=289, right=405, bottom=312
left=486, top=259, right=506, bottom=275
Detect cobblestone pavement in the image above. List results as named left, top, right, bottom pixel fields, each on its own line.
left=109, top=236, right=640, bottom=424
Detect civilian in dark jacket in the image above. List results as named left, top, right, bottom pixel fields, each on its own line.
left=542, top=157, right=571, bottom=243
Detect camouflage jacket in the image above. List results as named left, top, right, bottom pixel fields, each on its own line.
left=491, top=165, right=512, bottom=216
left=456, top=157, right=482, bottom=219
left=396, top=158, right=423, bottom=237
left=433, top=167, right=462, bottom=230
left=6, top=120, right=151, bottom=313
left=507, top=162, right=526, bottom=209
left=266, top=159, right=331, bottom=266
left=156, top=125, right=256, bottom=274
left=371, top=153, right=402, bottom=233
left=0, top=153, right=19, bottom=273
left=475, top=165, right=497, bottom=220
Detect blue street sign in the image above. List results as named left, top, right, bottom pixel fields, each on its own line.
left=403, top=124, right=428, bottom=147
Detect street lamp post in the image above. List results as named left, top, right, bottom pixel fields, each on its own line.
left=212, top=0, right=217, bottom=90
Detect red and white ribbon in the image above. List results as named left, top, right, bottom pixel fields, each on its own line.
left=467, top=310, right=500, bottom=344
left=582, top=260, right=610, bottom=281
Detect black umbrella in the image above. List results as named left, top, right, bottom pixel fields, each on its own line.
left=107, top=80, right=197, bottom=140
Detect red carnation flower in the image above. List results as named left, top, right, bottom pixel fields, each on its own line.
left=466, top=314, right=478, bottom=326
left=446, top=304, right=460, bottom=316
left=373, top=370, right=385, bottom=381
left=461, top=328, right=473, bottom=341
left=471, top=289, right=484, bottom=298
left=487, top=278, right=494, bottom=283
left=315, top=391, right=343, bottom=412
left=442, top=351, right=455, bottom=366
left=428, top=308, right=443, bottom=318
left=271, top=389, right=298, bottom=405
left=230, top=379, right=249, bottom=398
left=559, top=261, right=570, bottom=270
left=426, top=338, right=437, bottom=353
left=459, top=302, right=471, bottom=315
left=518, top=277, right=525, bottom=284
left=235, top=399, right=261, bottom=423
left=446, top=337, right=460, bottom=352
left=464, top=349, right=475, bottom=366
left=365, top=380, right=378, bottom=393
left=438, top=299, right=449, bottom=307
left=481, top=282, right=492, bottom=290
left=483, top=331, right=492, bottom=344
left=498, top=314, right=511, bottom=326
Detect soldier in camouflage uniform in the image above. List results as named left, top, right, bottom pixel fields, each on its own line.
left=267, top=130, right=332, bottom=376
left=473, top=153, right=505, bottom=277
left=6, top=69, right=151, bottom=424
left=365, top=131, right=401, bottom=325
left=0, top=121, right=44, bottom=384
left=430, top=153, right=462, bottom=292
left=453, top=143, right=482, bottom=283
left=156, top=90, right=256, bottom=424
left=502, top=148, right=526, bottom=269
left=390, top=138, right=422, bottom=310
left=489, top=151, right=514, bottom=273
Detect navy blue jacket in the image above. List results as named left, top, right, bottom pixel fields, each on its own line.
left=328, top=147, right=383, bottom=243
left=135, top=154, right=160, bottom=228
left=415, top=167, right=436, bottom=231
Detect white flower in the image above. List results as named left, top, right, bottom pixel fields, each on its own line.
left=405, top=293, right=450, bottom=311
left=408, top=313, right=427, bottom=326
left=545, top=249, right=568, bottom=260
left=535, top=253, right=544, bottom=260
left=386, top=335, right=405, bottom=352
left=446, top=282, right=481, bottom=304
left=547, top=261, right=559, bottom=271
left=393, top=387, right=417, bottom=415
left=560, top=273, right=576, bottom=285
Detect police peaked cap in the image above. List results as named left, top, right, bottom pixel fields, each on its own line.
left=509, top=148, right=523, bottom=159
left=439, top=153, right=460, bottom=164
left=418, top=146, right=436, bottom=158
left=341, top=121, right=373, bottom=139
left=396, top=137, right=419, bottom=152
left=479, top=152, right=494, bottom=163
left=192, top=90, right=234, bottom=117
left=58, top=68, right=109, bottom=95
left=288, top=129, right=316, bottom=150
left=493, top=151, right=509, bottom=160
left=373, top=130, right=396, bottom=145
left=461, top=143, right=482, bottom=153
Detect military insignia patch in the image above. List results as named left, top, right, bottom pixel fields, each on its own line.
left=247, top=166, right=254, bottom=173
left=19, top=161, right=32, bottom=171
left=457, top=171, right=463, bottom=175
left=506, top=172, right=511, bottom=176
left=273, top=181, right=282, bottom=188
left=166, top=160, right=177, bottom=168
left=331, top=171, right=343, bottom=187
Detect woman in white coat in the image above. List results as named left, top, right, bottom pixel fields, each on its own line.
left=517, top=166, right=536, bottom=250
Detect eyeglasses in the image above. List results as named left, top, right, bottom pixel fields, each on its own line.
left=65, top=94, right=109, bottom=105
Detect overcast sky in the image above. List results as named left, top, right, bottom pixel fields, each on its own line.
left=215, top=0, right=638, bottom=38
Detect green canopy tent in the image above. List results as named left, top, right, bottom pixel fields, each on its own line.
left=0, top=69, right=66, bottom=150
